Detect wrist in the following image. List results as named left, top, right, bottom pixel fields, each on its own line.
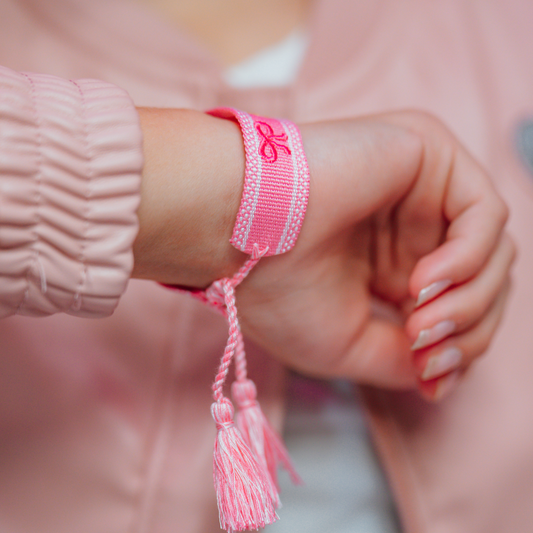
left=132, top=108, right=247, bottom=287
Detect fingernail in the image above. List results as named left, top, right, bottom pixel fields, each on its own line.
left=415, top=279, right=452, bottom=308
left=421, top=347, right=463, bottom=381
left=411, top=319, right=456, bottom=350
left=433, top=370, right=461, bottom=401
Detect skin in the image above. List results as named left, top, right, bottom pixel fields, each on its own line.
left=133, top=109, right=247, bottom=287
left=133, top=108, right=514, bottom=400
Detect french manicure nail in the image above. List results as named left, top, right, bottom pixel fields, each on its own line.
left=433, top=370, right=461, bottom=401
left=421, top=347, right=463, bottom=381
left=411, top=319, right=456, bottom=350
left=415, top=279, right=452, bottom=308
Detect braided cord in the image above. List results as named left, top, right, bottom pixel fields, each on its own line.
left=210, top=245, right=267, bottom=402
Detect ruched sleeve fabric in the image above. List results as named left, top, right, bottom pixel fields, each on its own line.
left=0, top=65, right=142, bottom=318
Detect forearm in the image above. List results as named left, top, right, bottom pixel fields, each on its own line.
left=132, top=108, right=247, bottom=288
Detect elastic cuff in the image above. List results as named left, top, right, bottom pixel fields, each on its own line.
left=0, top=66, right=142, bottom=317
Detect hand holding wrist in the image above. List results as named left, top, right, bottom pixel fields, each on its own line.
left=133, top=106, right=512, bottom=400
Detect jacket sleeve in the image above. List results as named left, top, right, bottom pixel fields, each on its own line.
left=0, top=65, right=143, bottom=318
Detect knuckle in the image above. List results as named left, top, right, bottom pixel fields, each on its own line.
left=409, top=110, right=446, bottom=131
left=495, top=197, right=510, bottom=226
left=395, top=109, right=453, bottom=139
left=486, top=194, right=509, bottom=228
left=476, top=334, right=494, bottom=358
left=462, top=333, right=492, bottom=363
left=506, top=233, right=518, bottom=263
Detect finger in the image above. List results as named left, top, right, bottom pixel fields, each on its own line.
left=416, top=283, right=509, bottom=402
left=382, top=111, right=509, bottom=299
left=406, top=231, right=515, bottom=346
left=414, top=278, right=510, bottom=386
left=410, top=145, right=509, bottom=298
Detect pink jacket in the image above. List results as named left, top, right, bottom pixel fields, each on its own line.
left=1, top=1, right=533, bottom=532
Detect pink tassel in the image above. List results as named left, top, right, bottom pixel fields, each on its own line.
left=232, top=378, right=302, bottom=498
left=164, top=106, right=311, bottom=530
left=211, top=398, right=278, bottom=532
left=201, top=247, right=298, bottom=530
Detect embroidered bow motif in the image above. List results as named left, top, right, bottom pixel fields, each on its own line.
left=256, top=121, right=291, bottom=163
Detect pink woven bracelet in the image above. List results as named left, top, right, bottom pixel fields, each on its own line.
left=168, top=108, right=309, bottom=532
left=208, top=107, right=310, bottom=257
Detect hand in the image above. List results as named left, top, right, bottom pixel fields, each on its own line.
left=236, top=111, right=514, bottom=400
